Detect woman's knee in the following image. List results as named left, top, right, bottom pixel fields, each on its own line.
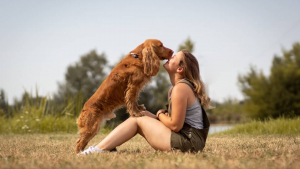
left=127, top=116, right=138, bottom=124
left=126, top=116, right=155, bottom=130
left=124, top=116, right=148, bottom=128
left=135, top=116, right=152, bottom=126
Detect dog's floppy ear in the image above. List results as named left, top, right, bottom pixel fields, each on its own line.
left=142, top=45, right=160, bottom=76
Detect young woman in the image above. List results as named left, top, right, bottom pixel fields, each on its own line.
left=78, top=49, right=211, bottom=155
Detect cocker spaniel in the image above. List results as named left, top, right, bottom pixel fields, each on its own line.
left=75, top=39, right=173, bottom=153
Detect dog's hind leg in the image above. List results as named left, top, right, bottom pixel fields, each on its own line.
left=75, top=111, right=101, bottom=153
left=75, top=111, right=116, bottom=153
left=75, top=129, right=94, bottom=153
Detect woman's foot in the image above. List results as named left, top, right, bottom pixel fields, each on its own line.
left=77, top=145, right=117, bottom=155
left=77, top=145, right=105, bottom=155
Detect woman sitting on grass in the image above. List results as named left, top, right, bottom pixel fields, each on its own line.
left=78, top=49, right=211, bottom=155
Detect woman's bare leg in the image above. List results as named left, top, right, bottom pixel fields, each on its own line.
left=96, top=117, right=139, bottom=150
left=96, top=116, right=171, bottom=151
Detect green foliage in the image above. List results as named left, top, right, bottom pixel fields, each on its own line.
left=177, top=37, right=194, bottom=52
left=52, top=50, right=108, bottom=122
left=55, top=50, right=108, bottom=102
left=207, top=98, right=246, bottom=124
left=239, top=42, right=300, bottom=119
left=220, top=116, right=300, bottom=135
left=0, top=89, right=9, bottom=117
left=0, top=90, right=82, bottom=134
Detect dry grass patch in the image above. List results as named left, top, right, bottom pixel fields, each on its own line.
left=0, top=133, right=299, bottom=169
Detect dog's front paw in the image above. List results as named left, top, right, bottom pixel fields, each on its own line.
left=131, top=111, right=145, bottom=117
left=138, top=104, right=146, bottom=111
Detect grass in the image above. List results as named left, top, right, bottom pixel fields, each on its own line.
left=0, top=110, right=78, bottom=134
left=1, top=90, right=299, bottom=168
left=0, top=133, right=299, bottom=169
left=0, top=90, right=82, bottom=134
left=1, top=90, right=299, bottom=136
left=219, top=116, right=300, bottom=135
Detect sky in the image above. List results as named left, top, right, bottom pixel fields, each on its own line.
left=1, top=0, right=300, bottom=104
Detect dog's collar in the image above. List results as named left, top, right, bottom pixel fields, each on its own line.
left=130, top=53, right=139, bottom=59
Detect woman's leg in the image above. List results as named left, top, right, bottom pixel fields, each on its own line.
left=96, top=116, right=171, bottom=151
left=96, top=117, right=139, bottom=150
left=136, top=116, right=172, bottom=151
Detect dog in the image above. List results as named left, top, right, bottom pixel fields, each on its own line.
left=75, top=39, right=173, bottom=153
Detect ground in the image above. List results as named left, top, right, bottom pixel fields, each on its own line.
left=0, top=133, right=299, bottom=169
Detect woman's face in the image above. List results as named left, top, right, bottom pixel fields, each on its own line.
left=163, top=51, right=184, bottom=73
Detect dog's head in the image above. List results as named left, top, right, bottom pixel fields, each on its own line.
left=130, top=39, right=173, bottom=76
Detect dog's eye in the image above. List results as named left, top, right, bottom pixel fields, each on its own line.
left=130, top=53, right=139, bottom=59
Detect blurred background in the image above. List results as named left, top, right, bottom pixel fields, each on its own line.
left=0, top=0, right=300, bottom=133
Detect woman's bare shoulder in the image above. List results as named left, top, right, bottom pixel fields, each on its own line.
left=172, top=83, right=192, bottom=98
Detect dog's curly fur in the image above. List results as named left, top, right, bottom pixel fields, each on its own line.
left=75, top=39, right=173, bottom=153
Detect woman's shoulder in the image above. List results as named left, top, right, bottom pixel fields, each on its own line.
left=172, top=83, right=194, bottom=97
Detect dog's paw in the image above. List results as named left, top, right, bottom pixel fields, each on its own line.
left=131, top=111, right=145, bottom=117
left=138, top=104, right=146, bottom=111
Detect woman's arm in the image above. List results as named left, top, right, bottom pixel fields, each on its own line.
left=157, top=83, right=188, bottom=132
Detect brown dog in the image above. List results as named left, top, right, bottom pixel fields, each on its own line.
left=75, top=39, right=173, bottom=153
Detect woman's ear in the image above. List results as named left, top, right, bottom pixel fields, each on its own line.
left=142, top=45, right=160, bottom=76
left=176, top=66, right=184, bottom=74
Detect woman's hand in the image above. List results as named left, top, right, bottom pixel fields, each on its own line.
left=156, top=109, right=168, bottom=118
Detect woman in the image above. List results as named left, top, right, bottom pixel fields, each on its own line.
left=78, top=49, right=211, bottom=155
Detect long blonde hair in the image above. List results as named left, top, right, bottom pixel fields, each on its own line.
left=180, top=49, right=212, bottom=109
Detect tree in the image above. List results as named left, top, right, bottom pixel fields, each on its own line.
left=54, top=50, right=108, bottom=102
left=238, top=42, right=300, bottom=119
left=178, top=37, right=194, bottom=52
left=0, top=89, right=8, bottom=117
left=206, top=98, right=245, bottom=123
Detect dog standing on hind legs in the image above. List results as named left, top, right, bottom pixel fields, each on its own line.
left=75, top=39, right=173, bottom=153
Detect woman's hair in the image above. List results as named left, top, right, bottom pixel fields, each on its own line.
left=180, top=49, right=212, bottom=109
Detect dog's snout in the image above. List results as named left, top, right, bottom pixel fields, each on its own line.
left=169, top=49, right=174, bottom=58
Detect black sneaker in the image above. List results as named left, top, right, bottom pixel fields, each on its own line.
left=110, top=147, right=117, bottom=152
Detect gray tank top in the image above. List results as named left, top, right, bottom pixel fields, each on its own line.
left=185, top=97, right=204, bottom=129
left=169, top=79, right=204, bottom=129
